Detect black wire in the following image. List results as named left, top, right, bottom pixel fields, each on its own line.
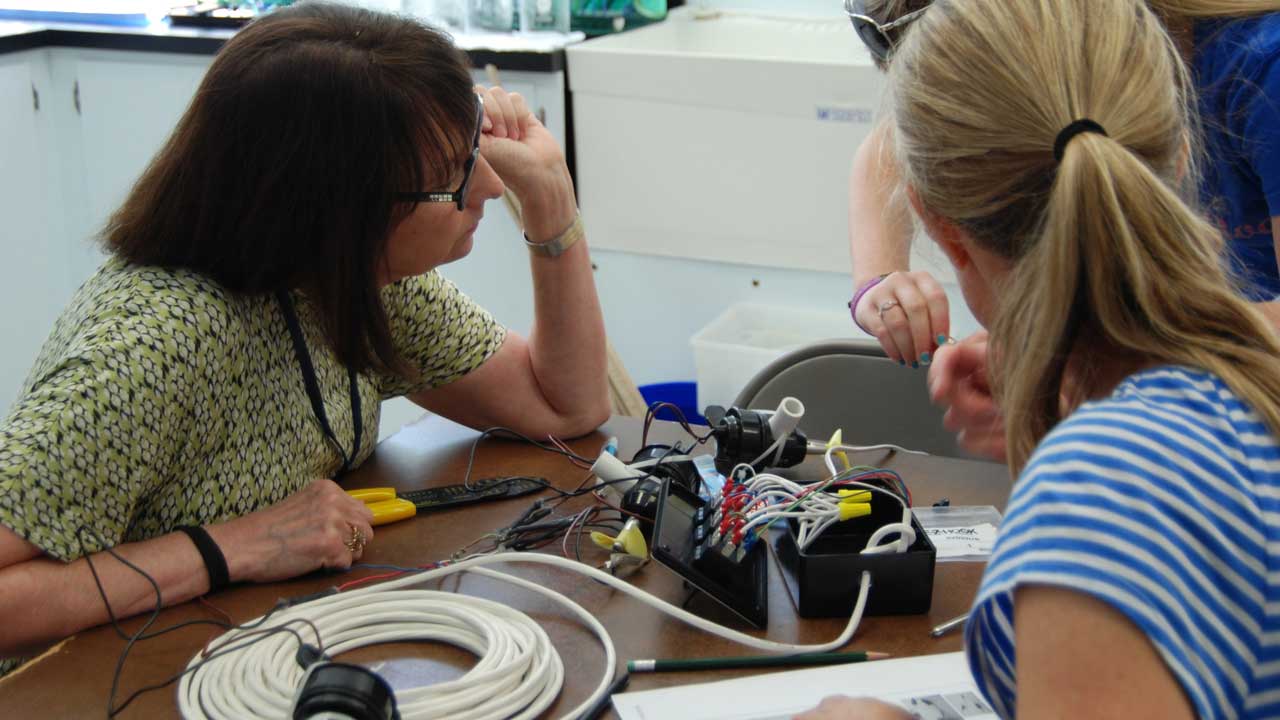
left=77, top=525, right=166, bottom=716
left=575, top=508, right=602, bottom=563
left=466, top=439, right=690, bottom=555
left=111, top=619, right=318, bottom=716
left=461, top=427, right=594, bottom=491
left=542, top=442, right=689, bottom=515
left=76, top=525, right=323, bottom=718
left=642, top=402, right=715, bottom=448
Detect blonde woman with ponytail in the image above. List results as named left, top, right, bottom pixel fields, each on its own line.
left=846, top=0, right=1280, bottom=462
left=800, top=1, right=1280, bottom=719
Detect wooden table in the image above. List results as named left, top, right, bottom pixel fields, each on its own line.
left=0, top=415, right=1011, bottom=719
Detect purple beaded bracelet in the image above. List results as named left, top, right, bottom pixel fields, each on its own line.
left=848, top=273, right=891, bottom=335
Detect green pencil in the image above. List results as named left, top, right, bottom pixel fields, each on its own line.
left=627, top=651, right=890, bottom=673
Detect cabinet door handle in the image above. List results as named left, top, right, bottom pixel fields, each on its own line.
left=537, top=107, right=546, bottom=125
left=31, top=83, right=38, bottom=112
left=73, top=79, right=81, bottom=115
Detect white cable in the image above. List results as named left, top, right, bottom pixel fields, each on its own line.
left=795, top=480, right=915, bottom=554
left=179, top=554, right=872, bottom=720
left=824, top=443, right=929, bottom=477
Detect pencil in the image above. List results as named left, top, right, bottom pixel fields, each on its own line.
left=627, top=651, right=889, bottom=673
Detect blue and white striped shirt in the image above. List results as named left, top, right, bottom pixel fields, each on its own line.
left=966, top=366, right=1280, bottom=719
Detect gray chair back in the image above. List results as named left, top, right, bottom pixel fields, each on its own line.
left=732, top=338, right=966, bottom=458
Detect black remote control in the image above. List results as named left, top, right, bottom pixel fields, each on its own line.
left=399, top=476, right=547, bottom=512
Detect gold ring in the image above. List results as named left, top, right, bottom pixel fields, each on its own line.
left=877, top=300, right=901, bottom=318
left=343, top=525, right=366, bottom=553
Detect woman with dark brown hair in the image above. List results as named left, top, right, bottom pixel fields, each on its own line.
left=0, top=1, right=607, bottom=670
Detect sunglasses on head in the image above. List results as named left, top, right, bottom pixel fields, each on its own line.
left=393, top=93, right=485, bottom=211
left=844, top=0, right=929, bottom=64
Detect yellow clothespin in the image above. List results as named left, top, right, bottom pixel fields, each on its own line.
left=346, top=488, right=417, bottom=526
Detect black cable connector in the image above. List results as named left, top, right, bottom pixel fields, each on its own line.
left=295, top=643, right=331, bottom=670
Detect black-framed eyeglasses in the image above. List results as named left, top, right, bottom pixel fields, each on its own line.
left=394, top=94, right=485, bottom=211
left=844, top=0, right=929, bottom=64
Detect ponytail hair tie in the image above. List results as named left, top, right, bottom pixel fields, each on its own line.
left=1053, top=119, right=1108, bottom=162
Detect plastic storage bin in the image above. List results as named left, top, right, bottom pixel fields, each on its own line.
left=690, top=303, right=852, bottom=412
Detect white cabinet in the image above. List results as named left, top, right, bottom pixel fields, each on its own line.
left=0, top=50, right=64, bottom=412
left=0, top=48, right=213, bottom=417
left=46, top=49, right=212, bottom=291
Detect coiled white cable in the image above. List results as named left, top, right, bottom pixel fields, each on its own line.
left=178, top=553, right=872, bottom=720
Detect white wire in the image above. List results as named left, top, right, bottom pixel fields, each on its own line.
left=824, top=443, right=929, bottom=477
left=748, top=432, right=786, bottom=468
left=178, top=553, right=872, bottom=720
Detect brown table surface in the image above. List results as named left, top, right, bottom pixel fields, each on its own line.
left=0, top=414, right=1011, bottom=719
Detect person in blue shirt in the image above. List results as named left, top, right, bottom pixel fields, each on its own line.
left=845, top=1, right=1280, bottom=386
left=800, top=0, right=1280, bottom=718
left=1196, top=13, right=1280, bottom=300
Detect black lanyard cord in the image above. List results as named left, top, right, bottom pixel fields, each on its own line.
left=275, top=290, right=362, bottom=477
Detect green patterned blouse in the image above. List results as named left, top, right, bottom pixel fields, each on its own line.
left=0, top=259, right=505, bottom=563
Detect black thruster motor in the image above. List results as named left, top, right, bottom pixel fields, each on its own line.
left=705, top=405, right=808, bottom=475
left=293, top=662, right=401, bottom=720
left=621, top=444, right=701, bottom=539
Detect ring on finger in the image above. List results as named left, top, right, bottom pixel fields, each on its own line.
left=343, top=524, right=367, bottom=553
left=877, top=300, right=901, bottom=319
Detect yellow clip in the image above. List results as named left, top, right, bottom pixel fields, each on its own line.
left=826, top=429, right=851, bottom=472
left=837, top=489, right=872, bottom=503
left=347, top=487, right=417, bottom=526
left=839, top=502, right=871, bottom=521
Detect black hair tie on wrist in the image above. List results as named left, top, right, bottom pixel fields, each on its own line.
left=177, top=525, right=230, bottom=594
left=1053, top=118, right=1108, bottom=162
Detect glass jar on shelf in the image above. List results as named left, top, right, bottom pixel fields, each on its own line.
left=519, top=0, right=569, bottom=32
left=469, top=0, right=516, bottom=31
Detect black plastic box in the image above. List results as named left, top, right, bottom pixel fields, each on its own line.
left=773, top=500, right=935, bottom=618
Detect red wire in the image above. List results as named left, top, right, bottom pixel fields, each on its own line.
left=547, top=435, right=592, bottom=469
left=196, top=596, right=234, bottom=658
left=337, top=563, right=441, bottom=592
left=196, top=596, right=233, bottom=626
left=337, top=571, right=405, bottom=592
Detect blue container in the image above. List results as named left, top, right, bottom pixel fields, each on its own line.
left=638, top=381, right=706, bottom=426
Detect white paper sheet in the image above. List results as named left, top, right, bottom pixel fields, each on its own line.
left=613, top=651, right=996, bottom=720
left=925, top=523, right=999, bottom=561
